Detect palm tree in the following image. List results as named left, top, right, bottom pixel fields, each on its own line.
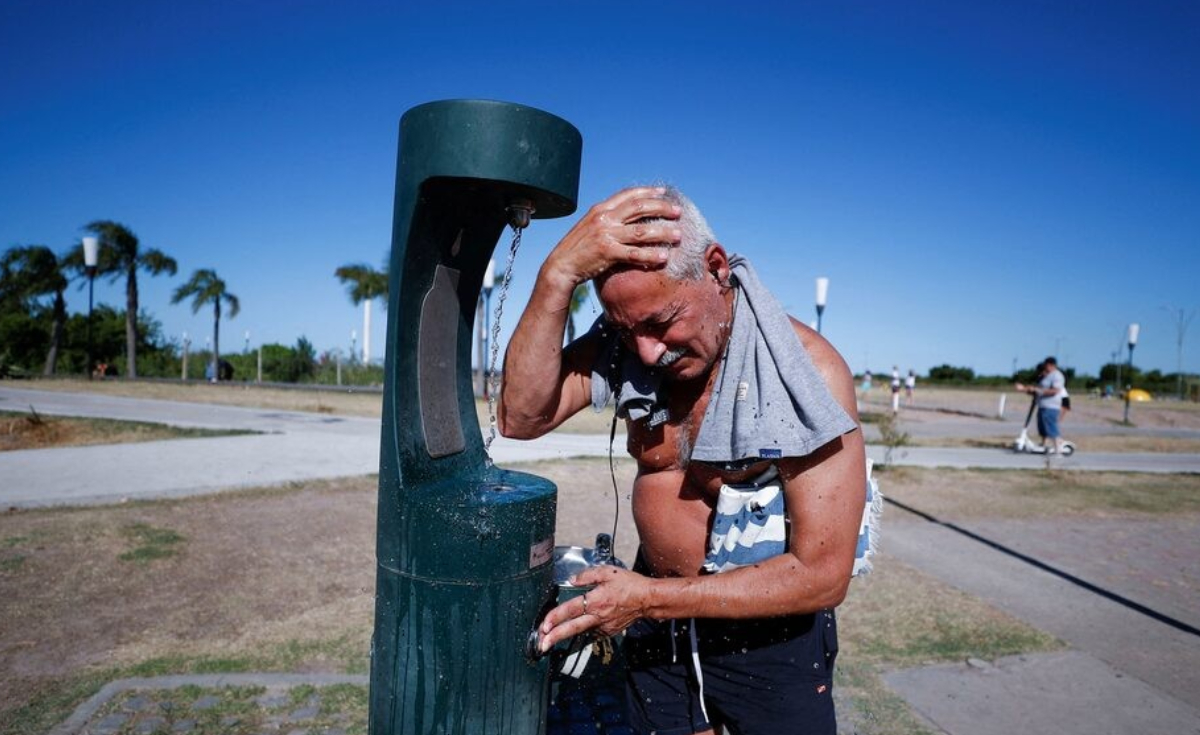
left=82, top=221, right=177, bottom=377
left=171, top=269, right=239, bottom=382
left=0, top=245, right=70, bottom=375
left=566, top=283, right=590, bottom=343
left=334, top=262, right=387, bottom=363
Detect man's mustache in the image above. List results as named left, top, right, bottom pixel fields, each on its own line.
left=656, top=348, right=686, bottom=368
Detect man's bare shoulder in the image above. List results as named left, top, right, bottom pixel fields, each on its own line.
left=788, top=316, right=858, bottom=416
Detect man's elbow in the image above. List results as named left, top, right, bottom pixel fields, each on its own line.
left=820, top=576, right=852, bottom=609
left=789, top=557, right=853, bottom=611
left=497, top=411, right=551, bottom=440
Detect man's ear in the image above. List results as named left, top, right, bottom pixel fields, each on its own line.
left=705, top=243, right=730, bottom=284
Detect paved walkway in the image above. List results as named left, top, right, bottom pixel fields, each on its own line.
left=5, top=387, right=1200, bottom=509
left=884, top=510, right=1200, bottom=728
left=0, top=387, right=614, bottom=508
left=50, top=673, right=368, bottom=735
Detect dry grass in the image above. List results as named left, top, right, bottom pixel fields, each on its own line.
left=835, top=556, right=1063, bottom=735
left=876, top=465, right=1200, bottom=520
left=0, top=461, right=1087, bottom=735
left=0, top=409, right=252, bottom=452
left=8, top=379, right=386, bottom=417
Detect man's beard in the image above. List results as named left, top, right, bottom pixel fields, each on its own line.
left=656, top=348, right=686, bottom=368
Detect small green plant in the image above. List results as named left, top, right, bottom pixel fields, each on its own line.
left=1, top=555, right=26, bottom=572
left=876, top=412, right=911, bottom=467
left=119, top=522, right=186, bottom=563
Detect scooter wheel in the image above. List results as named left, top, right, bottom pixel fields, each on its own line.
left=1061, top=444, right=1075, bottom=457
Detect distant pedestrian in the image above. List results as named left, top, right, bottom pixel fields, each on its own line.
left=904, top=369, right=916, bottom=405
left=891, top=366, right=901, bottom=413
left=1015, top=357, right=1067, bottom=454
left=860, top=370, right=873, bottom=398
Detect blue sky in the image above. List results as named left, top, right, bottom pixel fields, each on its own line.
left=2, top=0, right=1197, bottom=377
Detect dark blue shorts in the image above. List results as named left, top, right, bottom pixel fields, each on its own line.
left=1037, top=407, right=1061, bottom=439
left=623, top=612, right=838, bottom=735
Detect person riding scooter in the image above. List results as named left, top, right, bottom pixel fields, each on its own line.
left=1015, top=357, right=1069, bottom=455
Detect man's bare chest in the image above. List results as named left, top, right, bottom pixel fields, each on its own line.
left=624, top=388, right=772, bottom=496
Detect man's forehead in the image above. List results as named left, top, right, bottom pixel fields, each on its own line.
left=596, top=269, right=681, bottom=323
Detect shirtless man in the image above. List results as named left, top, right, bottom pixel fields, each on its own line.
left=500, top=186, right=866, bottom=735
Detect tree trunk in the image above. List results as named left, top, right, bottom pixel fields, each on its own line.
left=363, top=299, right=371, bottom=364
left=43, top=289, right=65, bottom=375
left=125, top=265, right=139, bottom=378
left=212, top=299, right=221, bottom=381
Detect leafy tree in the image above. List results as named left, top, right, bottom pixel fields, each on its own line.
left=566, top=283, right=590, bottom=343
left=171, top=269, right=239, bottom=381
left=0, top=245, right=70, bottom=374
left=928, top=364, right=975, bottom=382
left=78, top=221, right=177, bottom=377
left=291, top=336, right=317, bottom=382
left=334, top=262, right=387, bottom=362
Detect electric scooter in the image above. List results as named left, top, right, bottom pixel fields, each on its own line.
left=1013, top=394, right=1076, bottom=456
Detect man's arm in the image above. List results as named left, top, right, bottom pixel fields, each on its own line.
left=498, top=187, right=680, bottom=439
left=537, top=326, right=867, bottom=647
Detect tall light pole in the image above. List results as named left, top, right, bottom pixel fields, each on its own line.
left=1162, top=305, right=1197, bottom=401
left=1123, top=322, right=1140, bottom=425
left=82, top=236, right=99, bottom=379
left=815, top=276, right=829, bottom=334
left=351, top=329, right=358, bottom=365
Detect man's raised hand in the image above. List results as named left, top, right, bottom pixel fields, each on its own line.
left=542, top=186, right=683, bottom=290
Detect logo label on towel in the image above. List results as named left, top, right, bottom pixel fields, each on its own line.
left=648, top=408, right=670, bottom=428
left=737, top=382, right=749, bottom=401
left=759, top=448, right=782, bottom=458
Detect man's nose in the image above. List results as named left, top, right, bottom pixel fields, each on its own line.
left=634, top=335, right=666, bottom=366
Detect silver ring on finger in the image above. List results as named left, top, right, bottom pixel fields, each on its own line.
left=581, top=593, right=589, bottom=615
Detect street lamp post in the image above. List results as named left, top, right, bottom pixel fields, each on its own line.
left=1123, top=322, right=1140, bottom=425
left=82, top=236, right=99, bottom=379
left=815, top=276, right=829, bottom=334
left=181, top=332, right=190, bottom=381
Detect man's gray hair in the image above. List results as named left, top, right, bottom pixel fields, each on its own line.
left=646, top=185, right=717, bottom=280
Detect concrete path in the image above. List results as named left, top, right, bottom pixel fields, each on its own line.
left=865, top=444, right=1200, bottom=473
left=883, top=509, right=1200, bottom=729
left=885, top=651, right=1200, bottom=735
left=50, top=673, right=368, bottom=735
left=0, top=387, right=615, bottom=508
left=5, top=386, right=1200, bottom=509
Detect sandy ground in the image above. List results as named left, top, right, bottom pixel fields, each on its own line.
left=0, top=459, right=640, bottom=719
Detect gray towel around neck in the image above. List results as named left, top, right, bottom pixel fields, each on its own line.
left=590, top=254, right=857, bottom=464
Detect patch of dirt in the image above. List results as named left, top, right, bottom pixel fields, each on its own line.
left=0, top=410, right=244, bottom=452
left=0, top=459, right=635, bottom=718
left=877, top=466, right=1200, bottom=521
left=0, top=478, right=376, bottom=713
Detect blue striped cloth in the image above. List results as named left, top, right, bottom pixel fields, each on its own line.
left=702, top=460, right=881, bottom=577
